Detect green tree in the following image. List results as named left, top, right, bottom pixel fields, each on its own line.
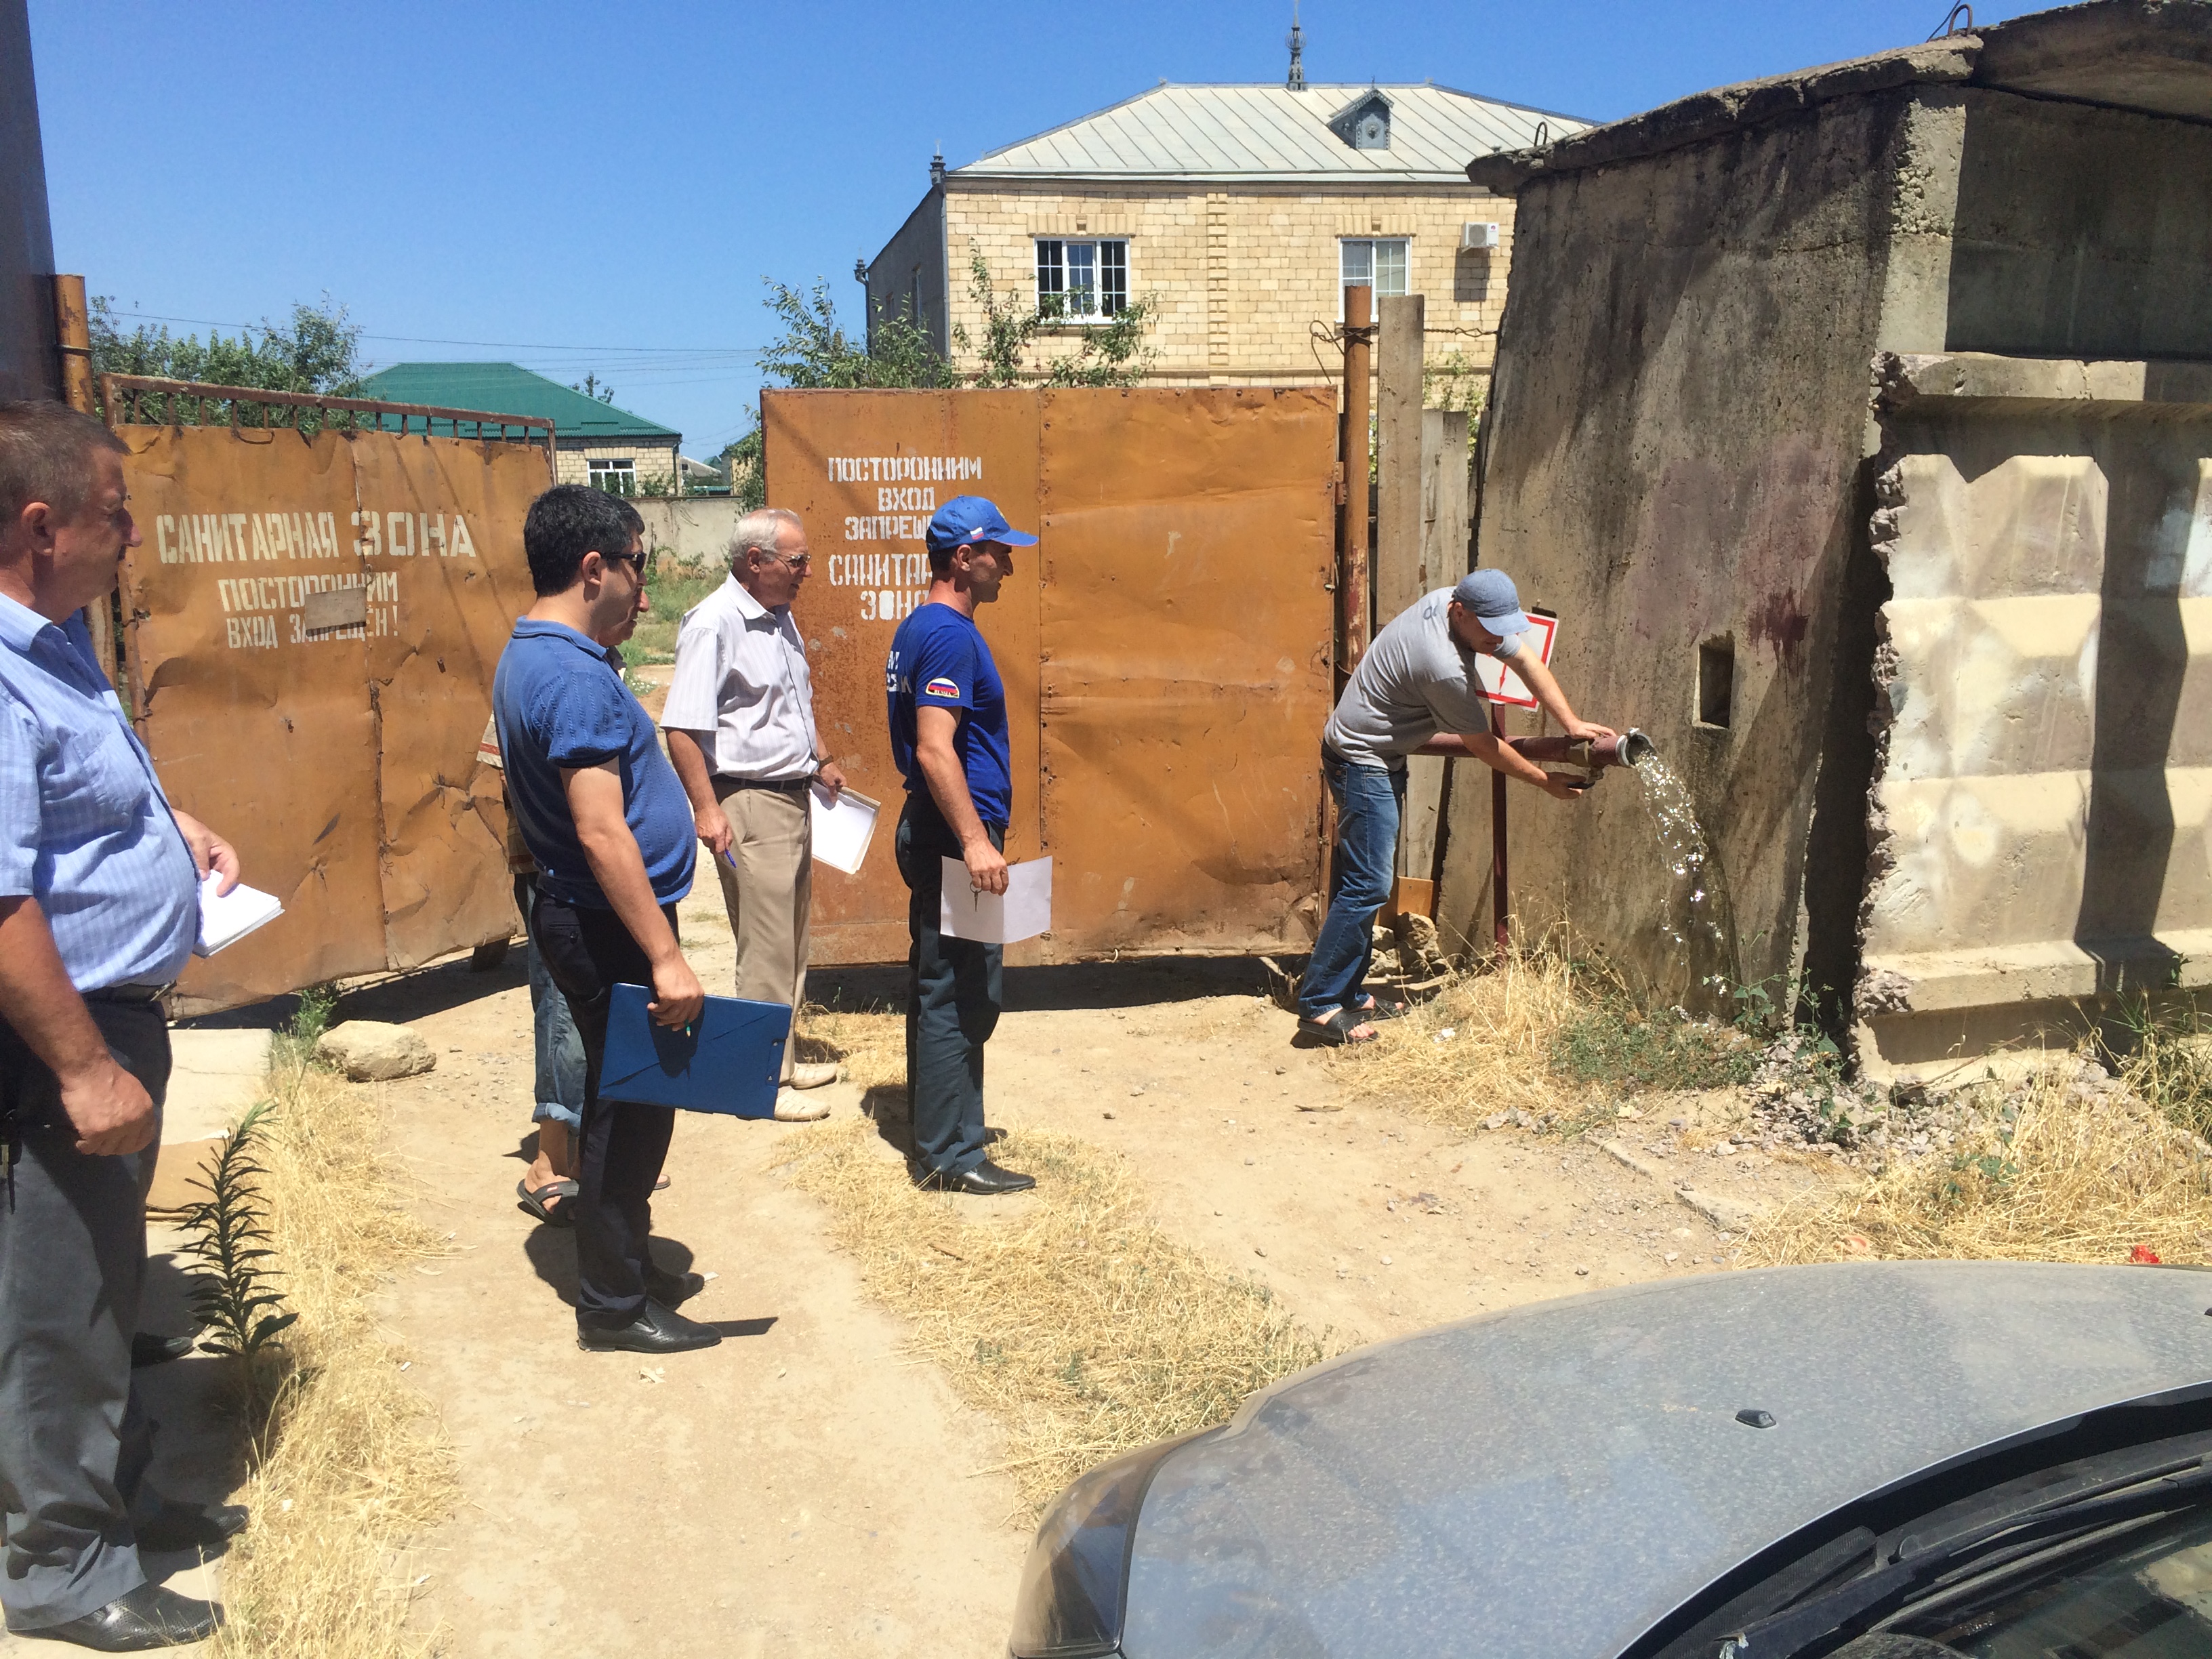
left=756, top=279, right=954, bottom=392
left=718, top=424, right=766, bottom=512
left=723, top=279, right=958, bottom=511
left=89, top=296, right=366, bottom=432
left=571, top=372, right=617, bottom=403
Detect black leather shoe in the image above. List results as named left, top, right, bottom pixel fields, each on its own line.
left=16, top=1581, right=224, bottom=1650
left=643, top=1267, right=705, bottom=1309
left=920, top=1159, right=1037, bottom=1196
left=129, top=1333, right=196, bottom=1369
left=577, top=1302, right=721, bottom=1354
left=135, top=1500, right=249, bottom=1554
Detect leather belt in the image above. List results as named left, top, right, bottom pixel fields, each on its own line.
left=722, top=775, right=813, bottom=796
left=83, top=981, right=173, bottom=1004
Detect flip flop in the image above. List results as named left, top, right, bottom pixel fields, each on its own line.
left=1296, top=1007, right=1380, bottom=1047
left=516, top=1177, right=577, bottom=1227
left=1355, top=993, right=1413, bottom=1021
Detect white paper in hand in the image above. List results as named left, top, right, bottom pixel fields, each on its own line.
left=194, top=874, right=283, bottom=957
left=939, top=855, right=1051, bottom=945
left=809, top=783, right=879, bottom=875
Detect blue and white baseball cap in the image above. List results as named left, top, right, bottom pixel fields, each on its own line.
left=926, top=495, right=1038, bottom=555
left=1452, top=568, right=1531, bottom=638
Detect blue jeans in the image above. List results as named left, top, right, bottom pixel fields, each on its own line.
left=516, top=876, right=585, bottom=1133
left=1297, top=752, right=1405, bottom=1019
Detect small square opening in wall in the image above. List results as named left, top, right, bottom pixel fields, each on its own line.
left=1697, top=638, right=1735, bottom=729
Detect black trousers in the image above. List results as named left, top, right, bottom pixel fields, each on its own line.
left=528, top=895, right=678, bottom=1332
left=894, top=799, right=1004, bottom=1176
left=0, top=1001, right=164, bottom=1631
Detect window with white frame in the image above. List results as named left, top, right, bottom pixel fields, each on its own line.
left=588, top=457, right=637, bottom=496
left=1036, top=238, right=1128, bottom=320
left=1339, top=238, right=1410, bottom=309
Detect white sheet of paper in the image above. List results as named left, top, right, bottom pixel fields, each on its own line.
left=194, top=874, right=284, bottom=957
left=808, top=783, right=879, bottom=874
left=939, top=855, right=1052, bottom=945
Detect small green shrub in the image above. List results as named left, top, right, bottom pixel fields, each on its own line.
left=1547, top=998, right=1758, bottom=1094
left=270, top=982, right=337, bottom=1072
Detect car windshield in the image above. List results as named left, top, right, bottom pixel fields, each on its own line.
left=1892, top=1507, right=2212, bottom=1657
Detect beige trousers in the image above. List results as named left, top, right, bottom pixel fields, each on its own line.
left=710, top=779, right=811, bottom=1085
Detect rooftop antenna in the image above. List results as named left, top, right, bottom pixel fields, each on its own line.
left=1286, top=1, right=1305, bottom=90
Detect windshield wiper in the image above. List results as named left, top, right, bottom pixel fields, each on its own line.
left=1717, top=1453, right=2212, bottom=1659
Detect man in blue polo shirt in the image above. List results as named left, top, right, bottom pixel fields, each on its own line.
left=1, top=401, right=247, bottom=1649
left=884, top=497, right=1036, bottom=1195
left=493, top=485, right=714, bottom=1355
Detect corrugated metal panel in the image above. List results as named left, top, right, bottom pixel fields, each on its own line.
left=116, top=423, right=549, bottom=1013
left=360, top=363, right=680, bottom=443
left=762, top=386, right=1335, bottom=965
left=959, top=83, right=1590, bottom=181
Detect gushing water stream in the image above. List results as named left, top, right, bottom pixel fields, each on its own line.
left=1628, top=752, right=1737, bottom=1010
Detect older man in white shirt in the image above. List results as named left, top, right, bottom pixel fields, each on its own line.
left=663, top=508, right=844, bottom=1118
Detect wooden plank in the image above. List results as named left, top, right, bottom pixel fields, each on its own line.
left=1422, top=408, right=1472, bottom=590
left=1374, top=293, right=1426, bottom=630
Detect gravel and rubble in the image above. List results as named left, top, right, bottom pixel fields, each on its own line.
left=1738, top=1036, right=2141, bottom=1172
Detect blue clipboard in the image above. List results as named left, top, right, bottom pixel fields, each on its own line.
left=598, top=983, right=790, bottom=1118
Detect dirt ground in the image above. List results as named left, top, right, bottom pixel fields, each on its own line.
left=300, top=867, right=1839, bottom=1658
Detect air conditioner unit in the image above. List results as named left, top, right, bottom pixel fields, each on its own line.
left=1461, top=221, right=1500, bottom=251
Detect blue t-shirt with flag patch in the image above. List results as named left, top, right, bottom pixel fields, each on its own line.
left=886, top=602, right=1011, bottom=827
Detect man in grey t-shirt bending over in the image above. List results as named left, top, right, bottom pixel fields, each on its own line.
left=1296, top=569, right=1614, bottom=1045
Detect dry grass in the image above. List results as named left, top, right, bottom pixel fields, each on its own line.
left=783, top=1120, right=1338, bottom=1511
left=794, top=1001, right=905, bottom=1092
left=1334, top=946, right=1594, bottom=1130
left=205, top=1054, right=456, bottom=1659
left=1744, top=1057, right=2212, bottom=1268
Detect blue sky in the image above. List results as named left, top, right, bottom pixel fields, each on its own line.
left=30, top=1, right=2036, bottom=457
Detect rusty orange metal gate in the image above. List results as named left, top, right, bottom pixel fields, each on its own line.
left=764, top=386, right=1338, bottom=965
left=107, top=386, right=552, bottom=1013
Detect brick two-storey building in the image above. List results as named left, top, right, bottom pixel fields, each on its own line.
left=863, top=75, right=1587, bottom=393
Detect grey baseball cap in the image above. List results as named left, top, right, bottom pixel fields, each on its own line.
left=1453, top=568, right=1530, bottom=637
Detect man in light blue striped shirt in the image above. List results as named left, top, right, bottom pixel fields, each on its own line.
left=0, top=402, right=247, bottom=1651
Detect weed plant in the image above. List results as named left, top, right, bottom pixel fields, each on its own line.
left=1547, top=996, right=1758, bottom=1094
left=2103, top=998, right=2212, bottom=1142
left=270, top=983, right=336, bottom=1073
left=178, top=1103, right=298, bottom=1404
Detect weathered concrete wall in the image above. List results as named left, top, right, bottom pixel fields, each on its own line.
left=1441, top=89, right=1954, bottom=1006
left=0, top=0, right=58, bottom=402
left=1858, top=352, right=2212, bottom=1069
left=1946, top=89, right=2212, bottom=361
left=633, top=496, right=744, bottom=570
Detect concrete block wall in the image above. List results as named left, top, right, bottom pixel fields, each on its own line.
left=937, top=181, right=1513, bottom=388
left=1858, top=354, right=2212, bottom=1067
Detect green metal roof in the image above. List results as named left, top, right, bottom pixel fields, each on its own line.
left=359, top=362, right=680, bottom=444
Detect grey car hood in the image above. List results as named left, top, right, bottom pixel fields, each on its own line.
left=1122, top=1261, right=2212, bottom=1658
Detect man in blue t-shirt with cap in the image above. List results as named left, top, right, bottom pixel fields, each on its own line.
left=1296, top=569, right=1614, bottom=1046
left=884, top=496, right=1038, bottom=1195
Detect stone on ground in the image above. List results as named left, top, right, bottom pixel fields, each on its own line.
left=316, top=1021, right=435, bottom=1082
